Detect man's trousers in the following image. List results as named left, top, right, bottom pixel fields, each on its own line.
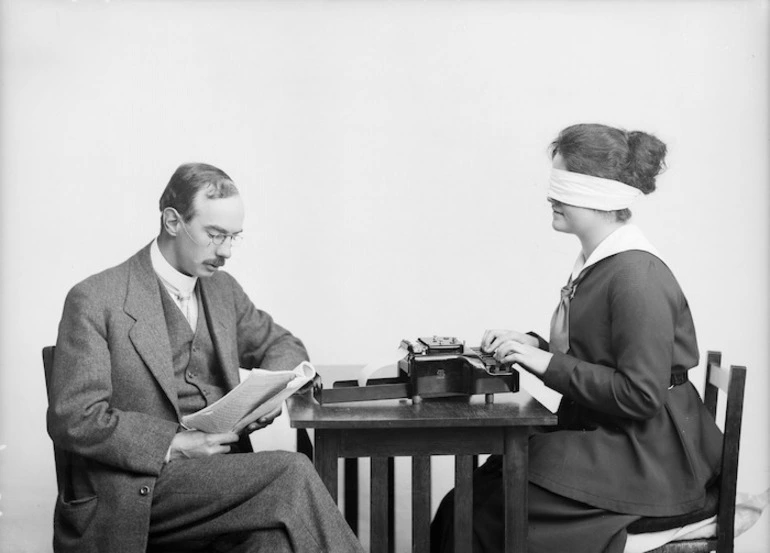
left=147, top=450, right=363, bottom=553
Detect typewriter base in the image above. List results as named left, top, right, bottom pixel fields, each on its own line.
left=315, top=368, right=519, bottom=405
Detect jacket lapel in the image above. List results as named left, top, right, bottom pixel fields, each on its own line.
left=124, top=244, right=180, bottom=416
left=199, top=277, right=241, bottom=391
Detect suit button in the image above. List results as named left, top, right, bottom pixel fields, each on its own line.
left=139, top=486, right=150, bottom=496
left=187, top=371, right=195, bottom=379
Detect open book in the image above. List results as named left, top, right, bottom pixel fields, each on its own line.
left=181, top=361, right=316, bottom=434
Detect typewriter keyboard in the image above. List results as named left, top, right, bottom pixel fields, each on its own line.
left=469, top=347, right=511, bottom=374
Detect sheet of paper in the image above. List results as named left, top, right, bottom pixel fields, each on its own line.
left=357, top=346, right=408, bottom=386
left=181, top=361, right=315, bottom=434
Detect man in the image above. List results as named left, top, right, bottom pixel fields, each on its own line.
left=47, top=163, right=363, bottom=553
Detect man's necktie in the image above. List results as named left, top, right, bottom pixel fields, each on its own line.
left=176, top=292, right=194, bottom=330
left=549, top=276, right=577, bottom=354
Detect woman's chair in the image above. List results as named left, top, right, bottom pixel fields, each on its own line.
left=626, top=351, right=747, bottom=553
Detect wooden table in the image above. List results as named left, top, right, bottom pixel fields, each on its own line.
left=287, top=366, right=557, bottom=553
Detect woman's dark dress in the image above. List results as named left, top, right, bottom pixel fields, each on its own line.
left=431, top=251, right=723, bottom=553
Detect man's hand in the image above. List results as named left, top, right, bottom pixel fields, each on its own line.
left=167, top=430, right=239, bottom=462
left=242, top=405, right=283, bottom=435
left=480, top=329, right=538, bottom=353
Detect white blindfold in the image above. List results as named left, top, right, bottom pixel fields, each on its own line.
left=548, top=168, right=642, bottom=211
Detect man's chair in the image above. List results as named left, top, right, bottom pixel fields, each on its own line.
left=42, top=346, right=70, bottom=496
left=626, top=351, right=747, bottom=553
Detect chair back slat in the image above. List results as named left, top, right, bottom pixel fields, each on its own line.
left=703, top=351, right=721, bottom=419
left=42, top=346, right=68, bottom=494
left=714, top=364, right=746, bottom=553
left=701, top=351, right=747, bottom=553
left=42, top=346, right=55, bottom=391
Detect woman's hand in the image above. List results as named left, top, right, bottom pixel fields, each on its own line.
left=481, top=329, right=538, bottom=353
left=493, top=339, right=553, bottom=378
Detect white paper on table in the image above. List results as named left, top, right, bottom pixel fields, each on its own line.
left=357, top=346, right=408, bottom=386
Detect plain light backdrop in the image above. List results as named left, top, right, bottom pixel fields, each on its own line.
left=0, top=1, right=767, bottom=551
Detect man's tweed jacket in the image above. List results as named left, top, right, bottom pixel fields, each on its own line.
left=47, top=243, right=308, bottom=553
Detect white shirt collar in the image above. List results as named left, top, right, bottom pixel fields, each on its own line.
left=571, top=224, right=661, bottom=282
left=150, top=238, right=198, bottom=297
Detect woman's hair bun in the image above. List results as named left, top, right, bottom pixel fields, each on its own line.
left=623, top=131, right=667, bottom=194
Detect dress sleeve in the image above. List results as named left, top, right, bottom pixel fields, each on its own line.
left=527, top=331, right=550, bottom=351
left=541, top=257, right=678, bottom=420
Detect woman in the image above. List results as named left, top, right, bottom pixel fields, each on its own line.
left=430, top=124, right=723, bottom=553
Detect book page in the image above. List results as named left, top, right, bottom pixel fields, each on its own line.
left=181, top=361, right=316, bottom=434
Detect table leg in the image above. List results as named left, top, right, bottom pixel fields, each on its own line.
left=412, top=455, right=431, bottom=552
left=503, top=427, right=528, bottom=553
left=454, top=455, right=474, bottom=553
left=371, top=457, right=390, bottom=553
left=344, top=458, right=358, bottom=535
left=388, top=457, right=395, bottom=553
left=314, top=429, right=339, bottom=502
left=296, top=428, right=313, bottom=460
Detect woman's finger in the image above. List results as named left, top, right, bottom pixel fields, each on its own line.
left=481, top=329, right=502, bottom=352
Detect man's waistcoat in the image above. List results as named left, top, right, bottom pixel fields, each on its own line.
left=159, top=284, right=227, bottom=415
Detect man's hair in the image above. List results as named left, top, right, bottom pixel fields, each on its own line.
left=159, top=163, right=239, bottom=222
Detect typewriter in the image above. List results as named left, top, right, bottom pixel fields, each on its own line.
left=314, top=336, right=519, bottom=404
